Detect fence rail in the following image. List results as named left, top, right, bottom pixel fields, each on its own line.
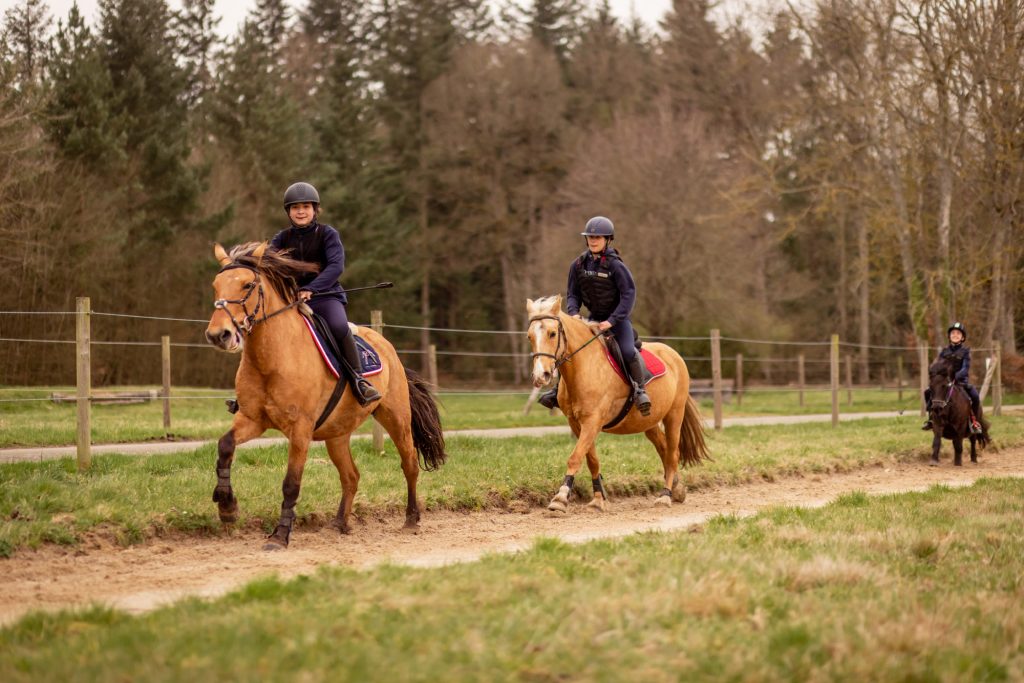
left=1, top=300, right=1007, bottom=468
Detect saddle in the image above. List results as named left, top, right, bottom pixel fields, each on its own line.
left=302, top=314, right=382, bottom=379
left=600, top=332, right=666, bottom=429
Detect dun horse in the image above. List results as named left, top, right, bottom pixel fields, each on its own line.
left=205, top=242, right=446, bottom=549
left=926, top=356, right=990, bottom=466
left=526, top=296, right=709, bottom=512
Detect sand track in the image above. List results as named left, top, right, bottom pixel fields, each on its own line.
left=3, top=446, right=1023, bottom=626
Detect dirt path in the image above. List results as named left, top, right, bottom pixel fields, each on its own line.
left=3, top=446, right=1024, bottom=626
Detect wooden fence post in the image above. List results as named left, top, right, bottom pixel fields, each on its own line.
left=798, top=353, right=805, bottom=407
left=897, top=354, right=904, bottom=402
left=76, top=297, right=91, bottom=471
left=830, top=334, right=839, bottom=427
left=711, top=329, right=723, bottom=431
left=918, top=343, right=929, bottom=417
left=735, top=353, right=743, bottom=407
left=371, top=310, right=385, bottom=453
left=994, top=344, right=1002, bottom=417
left=428, top=344, right=439, bottom=390
left=845, top=354, right=854, bottom=406
left=161, top=335, right=171, bottom=430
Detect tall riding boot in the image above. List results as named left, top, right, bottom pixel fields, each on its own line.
left=970, top=395, right=983, bottom=434
left=627, top=355, right=652, bottom=416
left=538, top=376, right=560, bottom=410
left=340, top=333, right=381, bottom=405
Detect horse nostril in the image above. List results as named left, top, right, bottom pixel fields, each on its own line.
left=219, top=329, right=233, bottom=343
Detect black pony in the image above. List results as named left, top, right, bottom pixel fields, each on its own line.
left=926, top=356, right=991, bottom=466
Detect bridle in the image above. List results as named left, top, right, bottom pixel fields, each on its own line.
left=528, top=314, right=608, bottom=371
left=213, top=263, right=300, bottom=336
left=929, top=374, right=956, bottom=412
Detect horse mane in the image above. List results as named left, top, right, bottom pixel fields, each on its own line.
left=227, top=242, right=319, bottom=300
left=929, top=356, right=953, bottom=377
left=527, top=296, right=562, bottom=318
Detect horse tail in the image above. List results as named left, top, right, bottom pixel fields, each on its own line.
left=679, top=395, right=711, bottom=466
left=406, top=369, right=447, bottom=471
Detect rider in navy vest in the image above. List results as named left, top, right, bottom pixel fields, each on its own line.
left=270, top=182, right=380, bottom=405
left=538, top=216, right=651, bottom=415
left=922, top=321, right=982, bottom=433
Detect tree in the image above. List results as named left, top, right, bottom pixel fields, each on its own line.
left=1, top=0, right=51, bottom=88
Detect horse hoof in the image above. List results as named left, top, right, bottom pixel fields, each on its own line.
left=928, top=460, right=939, bottom=467
left=547, top=499, right=568, bottom=513
left=262, top=540, right=287, bottom=551
left=586, top=497, right=607, bottom=512
left=671, top=482, right=687, bottom=504
left=653, top=495, right=672, bottom=508
left=219, top=509, right=238, bottom=524
left=331, top=518, right=352, bottom=535
left=401, top=523, right=420, bottom=535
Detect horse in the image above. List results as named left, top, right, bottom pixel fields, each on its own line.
left=205, top=242, right=447, bottom=549
left=525, top=296, right=709, bottom=512
left=926, top=356, right=990, bottom=466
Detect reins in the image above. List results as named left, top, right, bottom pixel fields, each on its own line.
left=529, top=314, right=608, bottom=370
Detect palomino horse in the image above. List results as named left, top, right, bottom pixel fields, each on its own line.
left=526, top=296, right=709, bottom=512
left=205, top=242, right=446, bottom=549
left=927, top=356, right=990, bottom=466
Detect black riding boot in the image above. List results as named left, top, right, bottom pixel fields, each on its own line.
left=538, top=377, right=559, bottom=410
left=970, top=395, right=983, bottom=434
left=340, top=333, right=381, bottom=405
left=922, top=389, right=933, bottom=430
left=627, top=355, right=652, bottom=416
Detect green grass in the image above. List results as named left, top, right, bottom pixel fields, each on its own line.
left=3, top=478, right=1023, bottom=681
left=2, top=416, right=1023, bottom=554
left=3, top=384, right=1020, bottom=448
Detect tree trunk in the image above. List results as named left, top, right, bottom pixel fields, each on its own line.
left=856, top=211, right=870, bottom=383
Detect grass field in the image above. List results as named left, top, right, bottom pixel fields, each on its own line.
left=2, top=477, right=1022, bottom=681
left=2, top=416, right=1022, bottom=556
left=2, top=384, right=1020, bottom=448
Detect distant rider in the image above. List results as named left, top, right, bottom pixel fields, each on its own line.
left=922, top=321, right=982, bottom=434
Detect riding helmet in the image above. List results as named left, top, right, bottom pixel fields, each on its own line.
left=948, top=321, right=967, bottom=341
left=283, top=182, right=320, bottom=210
left=580, top=216, right=615, bottom=239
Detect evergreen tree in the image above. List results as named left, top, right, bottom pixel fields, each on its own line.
left=1, top=0, right=52, bottom=88
left=173, top=0, right=219, bottom=109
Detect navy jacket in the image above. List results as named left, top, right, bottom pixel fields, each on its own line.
left=939, top=343, right=972, bottom=383
left=270, top=222, right=347, bottom=303
left=566, top=250, right=636, bottom=326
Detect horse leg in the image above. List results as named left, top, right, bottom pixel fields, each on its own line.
left=325, top=436, right=359, bottom=535
left=970, top=435, right=978, bottom=464
left=549, top=419, right=601, bottom=514
left=929, top=432, right=941, bottom=467
left=373, top=404, right=422, bottom=530
left=953, top=437, right=963, bottom=467
left=662, top=408, right=686, bottom=504
left=212, top=413, right=266, bottom=523
left=264, top=430, right=312, bottom=550
left=584, top=444, right=608, bottom=512
left=643, top=427, right=673, bottom=508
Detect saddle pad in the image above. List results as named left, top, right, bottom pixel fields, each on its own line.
left=301, top=317, right=383, bottom=379
left=604, top=347, right=666, bottom=385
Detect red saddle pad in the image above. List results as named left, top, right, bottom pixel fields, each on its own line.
left=603, top=346, right=667, bottom=385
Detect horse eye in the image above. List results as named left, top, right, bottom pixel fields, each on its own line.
left=548, top=331, right=556, bottom=339
left=244, top=281, right=256, bottom=290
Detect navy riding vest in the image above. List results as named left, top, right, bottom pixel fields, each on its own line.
left=273, top=223, right=328, bottom=289
left=939, top=344, right=969, bottom=377
left=574, top=250, right=621, bottom=320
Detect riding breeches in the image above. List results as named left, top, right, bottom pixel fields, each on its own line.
left=609, top=319, right=637, bottom=364
left=308, top=295, right=350, bottom=343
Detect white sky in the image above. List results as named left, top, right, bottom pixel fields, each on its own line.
left=2, top=0, right=680, bottom=38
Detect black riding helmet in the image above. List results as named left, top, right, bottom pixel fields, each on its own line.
left=948, top=321, right=967, bottom=343
left=283, top=182, right=320, bottom=212
left=581, top=216, right=614, bottom=239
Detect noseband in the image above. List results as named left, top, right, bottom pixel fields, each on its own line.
left=214, top=263, right=299, bottom=336
left=929, top=379, right=956, bottom=411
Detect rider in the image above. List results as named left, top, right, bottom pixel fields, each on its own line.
left=922, top=321, right=982, bottom=433
left=538, top=216, right=651, bottom=415
left=270, top=182, right=381, bottom=405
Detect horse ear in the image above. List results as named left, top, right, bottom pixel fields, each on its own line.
left=253, top=241, right=268, bottom=262
left=550, top=295, right=562, bottom=313
left=213, top=243, right=231, bottom=266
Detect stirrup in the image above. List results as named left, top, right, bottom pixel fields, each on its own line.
left=354, top=378, right=381, bottom=405
left=921, top=420, right=933, bottom=431
left=538, top=389, right=559, bottom=410
left=226, top=399, right=239, bottom=414
left=635, top=389, right=652, bottom=417
left=970, top=418, right=983, bottom=435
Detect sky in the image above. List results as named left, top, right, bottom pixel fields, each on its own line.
left=2, top=0, right=680, bottom=38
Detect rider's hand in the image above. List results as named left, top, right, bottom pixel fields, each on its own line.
left=597, top=321, right=612, bottom=332
left=298, top=290, right=313, bottom=302
left=572, top=314, right=583, bottom=320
